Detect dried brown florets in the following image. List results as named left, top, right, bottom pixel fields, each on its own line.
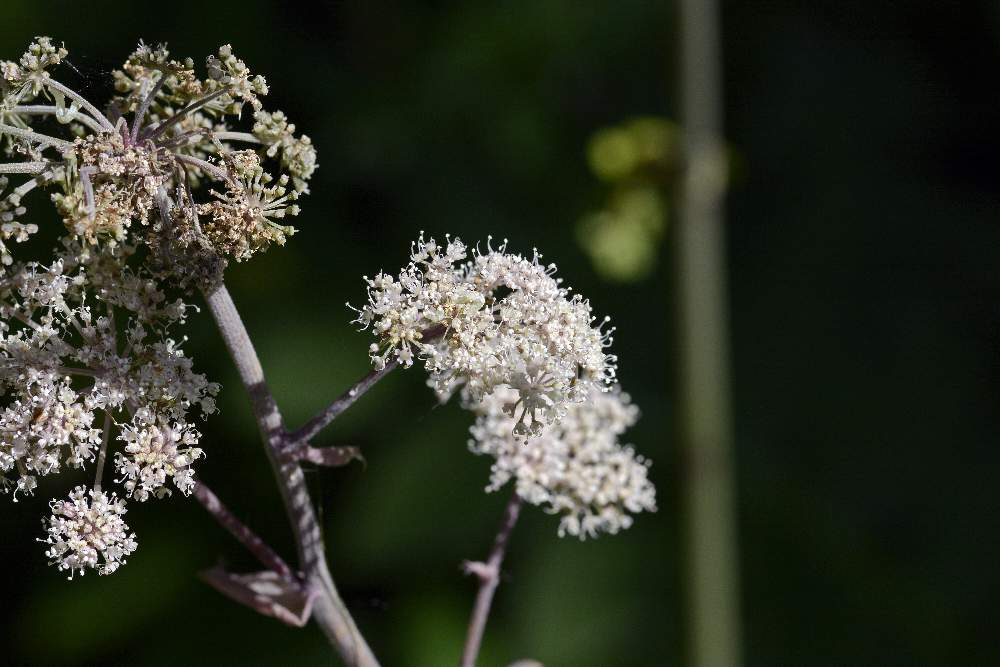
left=0, top=37, right=318, bottom=276
left=0, top=36, right=328, bottom=579
left=195, top=152, right=299, bottom=261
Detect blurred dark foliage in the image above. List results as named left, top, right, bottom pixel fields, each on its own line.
left=0, top=1, right=998, bottom=665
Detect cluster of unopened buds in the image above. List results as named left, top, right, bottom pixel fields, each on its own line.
left=0, top=36, right=313, bottom=577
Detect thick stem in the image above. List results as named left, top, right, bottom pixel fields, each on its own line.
left=0, top=124, right=72, bottom=150
left=11, top=170, right=58, bottom=199
left=289, top=359, right=399, bottom=445
left=459, top=491, right=523, bottom=667
left=193, top=479, right=294, bottom=581
left=175, top=154, right=232, bottom=182
left=203, top=284, right=379, bottom=667
left=677, top=1, right=743, bottom=666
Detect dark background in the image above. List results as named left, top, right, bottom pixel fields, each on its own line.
left=2, top=1, right=999, bottom=665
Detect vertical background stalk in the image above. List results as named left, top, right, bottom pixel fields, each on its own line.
left=676, top=1, right=743, bottom=666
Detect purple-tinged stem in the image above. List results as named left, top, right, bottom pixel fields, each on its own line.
left=203, top=284, right=379, bottom=667
left=43, top=78, right=116, bottom=131
left=288, top=359, right=399, bottom=446
left=284, top=444, right=362, bottom=468
left=193, top=479, right=294, bottom=582
left=459, top=491, right=524, bottom=667
left=130, top=73, right=167, bottom=143
left=145, top=87, right=231, bottom=142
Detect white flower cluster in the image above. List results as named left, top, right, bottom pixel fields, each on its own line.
left=0, top=369, right=100, bottom=498
left=0, top=36, right=319, bottom=577
left=42, top=485, right=137, bottom=577
left=354, top=236, right=653, bottom=538
left=353, top=234, right=617, bottom=437
left=115, top=408, right=204, bottom=502
left=0, top=242, right=217, bottom=575
left=470, top=386, right=656, bottom=539
left=0, top=176, right=39, bottom=267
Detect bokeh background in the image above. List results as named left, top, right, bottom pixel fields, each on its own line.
left=2, top=1, right=999, bottom=665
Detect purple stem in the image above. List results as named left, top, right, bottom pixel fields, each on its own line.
left=459, top=491, right=524, bottom=667
left=288, top=358, right=399, bottom=445
left=193, top=479, right=295, bottom=581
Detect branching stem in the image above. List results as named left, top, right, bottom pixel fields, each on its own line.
left=131, top=73, right=166, bottom=143
left=0, top=123, right=72, bottom=150
left=284, top=444, right=362, bottom=468
left=146, top=87, right=231, bottom=141
left=192, top=479, right=295, bottom=581
left=203, top=284, right=379, bottom=667
left=12, top=105, right=106, bottom=134
left=459, top=490, right=524, bottom=667
left=289, top=359, right=399, bottom=446
left=43, top=78, right=116, bottom=131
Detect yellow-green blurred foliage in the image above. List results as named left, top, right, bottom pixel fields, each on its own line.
left=577, top=117, right=677, bottom=282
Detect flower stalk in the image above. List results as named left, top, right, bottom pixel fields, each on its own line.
left=459, top=490, right=523, bottom=667
left=203, top=284, right=379, bottom=667
left=289, top=358, right=399, bottom=445
left=192, top=479, right=294, bottom=581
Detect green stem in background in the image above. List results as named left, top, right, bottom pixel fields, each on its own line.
left=203, top=284, right=380, bottom=667
left=676, top=0, right=743, bottom=666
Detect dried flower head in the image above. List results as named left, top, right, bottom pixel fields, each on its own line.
left=469, top=386, right=656, bottom=539
left=195, top=151, right=299, bottom=261
left=0, top=36, right=68, bottom=99
left=0, top=37, right=318, bottom=278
